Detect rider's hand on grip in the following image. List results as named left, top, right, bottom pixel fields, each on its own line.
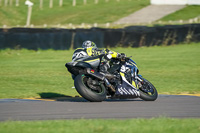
left=117, top=53, right=126, bottom=64
left=117, top=53, right=126, bottom=58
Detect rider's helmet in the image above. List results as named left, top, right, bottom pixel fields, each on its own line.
left=82, top=40, right=97, bottom=49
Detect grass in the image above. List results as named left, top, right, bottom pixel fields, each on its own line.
left=0, top=0, right=149, bottom=26
left=0, top=117, right=200, bottom=133
left=160, top=5, right=200, bottom=21
left=0, top=43, right=199, bottom=99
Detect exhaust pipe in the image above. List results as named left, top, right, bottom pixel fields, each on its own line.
left=86, top=68, right=116, bottom=92
left=86, top=68, right=105, bottom=81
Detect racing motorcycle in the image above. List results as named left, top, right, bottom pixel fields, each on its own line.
left=65, top=53, right=158, bottom=102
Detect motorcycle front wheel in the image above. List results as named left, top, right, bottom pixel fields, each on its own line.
left=74, top=74, right=107, bottom=102
left=139, top=78, right=158, bottom=101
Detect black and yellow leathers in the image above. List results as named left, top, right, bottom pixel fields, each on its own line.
left=72, top=47, right=118, bottom=65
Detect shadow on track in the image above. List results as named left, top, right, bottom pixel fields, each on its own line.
left=38, top=92, right=86, bottom=102
left=38, top=92, right=143, bottom=102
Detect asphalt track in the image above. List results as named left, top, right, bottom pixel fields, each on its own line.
left=0, top=95, right=199, bottom=121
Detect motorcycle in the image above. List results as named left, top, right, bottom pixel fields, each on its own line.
left=65, top=53, right=158, bottom=102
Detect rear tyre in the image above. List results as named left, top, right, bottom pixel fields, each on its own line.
left=139, top=78, right=158, bottom=101
left=74, top=74, right=107, bottom=102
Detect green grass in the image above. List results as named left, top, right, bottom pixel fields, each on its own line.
left=0, top=118, right=200, bottom=133
left=160, top=5, right=200, bottom=21
left=0, top=43, right=199, bottom=99
left=0, top=0, right=149, bottom=26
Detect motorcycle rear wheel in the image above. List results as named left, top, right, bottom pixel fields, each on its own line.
left=74, top=74, right=107, bottom=102
left=139, top=78, right=158, bottom=101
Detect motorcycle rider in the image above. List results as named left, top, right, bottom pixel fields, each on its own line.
left=70, top=40, right=129, bottom=92
left=72, top=40, right=121, bottom=73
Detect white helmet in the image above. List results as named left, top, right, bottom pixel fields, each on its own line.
left=82, top=40, right=97, bottom=49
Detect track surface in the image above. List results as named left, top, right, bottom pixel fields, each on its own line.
left=0, top=95, right=199, bottom=121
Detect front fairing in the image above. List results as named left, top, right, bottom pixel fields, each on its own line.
left=126, top=59, right=139, bottom=74
left=115, top=72, right=140, bottom=97
left=114, top=58, right=140, bottom=97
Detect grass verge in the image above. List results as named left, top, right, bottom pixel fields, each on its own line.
left=0, top=117, right=200, bottom=133
left=0, top=43, right=200, bottom=99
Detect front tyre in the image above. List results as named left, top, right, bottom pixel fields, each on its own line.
left=139, top=78, right=158, bottom=101
left=74, top=74, right=107, bottom=102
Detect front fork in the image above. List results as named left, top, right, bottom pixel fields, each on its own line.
left=122, top=64, right=143, bottom=89
left=132, top=74, right=143, bottom=89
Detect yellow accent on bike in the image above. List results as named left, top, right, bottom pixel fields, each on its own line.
left=132, top=62, right=138, bottom=68
left=85, top=58, right=99, bottom=63
left=128, top=61, right=138, bottom=68
left=120, top=72, right=125, bottom=77
left=132, top=81, right=137, bottom=87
